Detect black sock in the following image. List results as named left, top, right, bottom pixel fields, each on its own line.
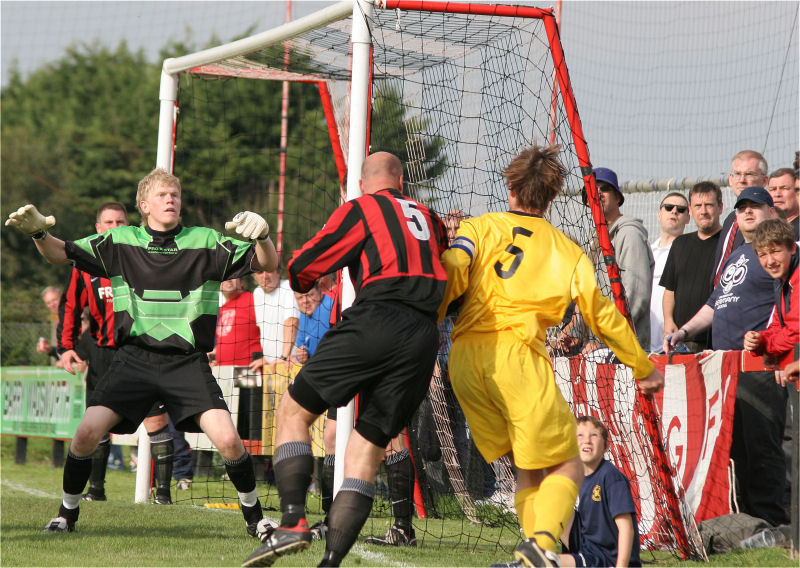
left=273, top=442, right=313, bottom=526
left=321, top=454, right=335, bottom=516
left=386, top=449, right=413, bottom=532
left=63, top=451, right=93, bottom=496
left=224, top=451, right=257, bottom=494
left=325, top=478, right=375, bottom=566
left=241, top=501, right=264, bottom=526
left=149, top=426, right=174, bottom=496
left=88, top=437, right=111, bottom=493
left=59, top=503, right=80, bottom=523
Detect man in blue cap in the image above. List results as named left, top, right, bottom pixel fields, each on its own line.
left=592, top=167, right=654, bottom=351
left=666, top=186, right=789, bottom=527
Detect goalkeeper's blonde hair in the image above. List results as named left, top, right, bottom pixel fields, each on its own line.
left=136, top=168, right=182, bottom=224
left=503, top=144, right=566, bottom=213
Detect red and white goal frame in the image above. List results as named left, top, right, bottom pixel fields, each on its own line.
left=149, top=0, right=704, bottom=559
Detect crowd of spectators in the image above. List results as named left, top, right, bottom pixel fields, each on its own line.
left=21, top=146, right=796, bottom=558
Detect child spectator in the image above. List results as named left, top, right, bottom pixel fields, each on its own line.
left=743, top=218, right=799, bottom=373
left=560, top=416, right=640, bottom=568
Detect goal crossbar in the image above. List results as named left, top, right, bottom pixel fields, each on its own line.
left=161, top=0, right=353, bottom=76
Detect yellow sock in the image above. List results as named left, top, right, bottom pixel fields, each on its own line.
left=532, top=474, right=579, bottom=552
left=514, top=486, right=538, bottom=539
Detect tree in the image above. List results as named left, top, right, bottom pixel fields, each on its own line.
left=369, top=81, right=448, bottom=201
left=1, top=42, right=162, bottom=290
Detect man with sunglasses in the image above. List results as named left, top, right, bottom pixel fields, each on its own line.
left=649, top=193, right=690, bottom=352
left=593, top=167, right=654, bottom=351
left=660, top=182, right=723, bottom=351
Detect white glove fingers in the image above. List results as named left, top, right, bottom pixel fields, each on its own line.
left=5, top=204, right=55, bottom=235
left=225, top=211, right=268, bottom=240
left=244, top=213, right=258, bottom=239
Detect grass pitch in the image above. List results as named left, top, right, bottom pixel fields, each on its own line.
left=1, top=437, right=795, bottom=567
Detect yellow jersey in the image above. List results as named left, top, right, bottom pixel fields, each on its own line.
left=439, top=211, right=653, bottom=379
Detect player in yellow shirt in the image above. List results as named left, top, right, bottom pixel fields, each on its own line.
left=439, top=144, right=664, bottom=567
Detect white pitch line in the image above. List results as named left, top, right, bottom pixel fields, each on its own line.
left=350, top=543, right=413, bottom=567
left=2, top=479, right=59, bottom=499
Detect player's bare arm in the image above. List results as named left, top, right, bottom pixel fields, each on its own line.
left=5, top=204, right=70, bottom=265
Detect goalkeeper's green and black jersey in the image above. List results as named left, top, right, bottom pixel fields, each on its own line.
left=64, top=223, right=255, bottom=353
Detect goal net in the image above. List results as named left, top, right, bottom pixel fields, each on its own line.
left=154, top=0, right=703, bottom=560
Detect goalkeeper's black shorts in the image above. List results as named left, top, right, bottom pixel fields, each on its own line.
left=85, top=343, right=166, bottom=418
left=288, top=301, right=439, bottom=448
left=88, top=344, right=228, bottom=434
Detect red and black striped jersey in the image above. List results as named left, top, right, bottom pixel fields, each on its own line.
left=288, top=188, right=448, bottom=320
left=56, top=268, right=116, bottom=353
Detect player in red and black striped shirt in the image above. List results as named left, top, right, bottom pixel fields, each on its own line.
left=55, top=202, right=174, bottom=504
left=244, top=152, right=448, bottom=568
left=57, top=266, right=115, bottom=370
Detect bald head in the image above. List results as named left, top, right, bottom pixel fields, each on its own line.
left=360, top=152, right=403, bottom=195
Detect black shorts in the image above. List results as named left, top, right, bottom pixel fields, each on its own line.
left=88, top=344, right=228, bottom=434
left=289, top=302, right=439, bottom=448
left=86, top=343, right=166, bottom=419
left=85, top=343, right=116, bottom=396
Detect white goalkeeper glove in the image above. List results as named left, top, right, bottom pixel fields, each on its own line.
left=5, top=204, right=56, bottom=238
left=225, top=211, right=269, bottom=241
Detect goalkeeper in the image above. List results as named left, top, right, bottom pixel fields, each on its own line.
left=439, top=145, right=664, bottom=568
left=6, top=168, right=278, bottom=540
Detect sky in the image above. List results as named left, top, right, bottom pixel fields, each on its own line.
left=1, top=1, right=334, bottom=86
left=2, top=0, right=798, bottom=191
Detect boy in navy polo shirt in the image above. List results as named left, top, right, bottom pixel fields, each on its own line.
left=560, top=416, right=640, bottom=568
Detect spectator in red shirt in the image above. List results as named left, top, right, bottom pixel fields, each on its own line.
left=211, top=278, right=262, bottom=366
left=743, top=218, right=799, bottom=375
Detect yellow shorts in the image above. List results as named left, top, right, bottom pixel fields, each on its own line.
left=449, top=331, right=577, bottom=470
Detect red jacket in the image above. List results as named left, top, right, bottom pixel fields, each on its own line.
left=756, top=249, right=799, bottom=358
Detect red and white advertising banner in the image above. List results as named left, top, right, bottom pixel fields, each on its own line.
left=651, top=351, right=739, bottom=522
